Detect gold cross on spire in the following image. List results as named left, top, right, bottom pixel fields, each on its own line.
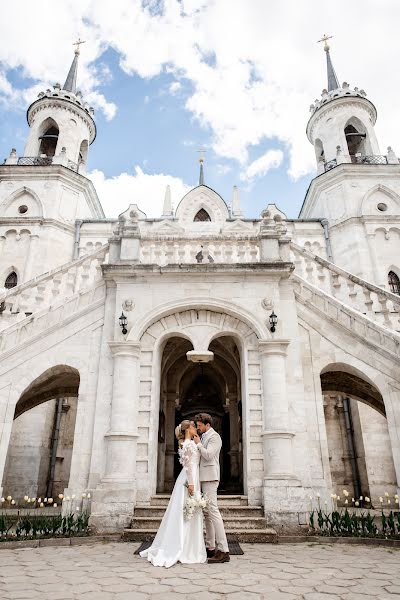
left=197, top=148, right=207, bottom=163
left=318, top=34, right=333, bottom=51
left=73, top=38, right=86, bottom=55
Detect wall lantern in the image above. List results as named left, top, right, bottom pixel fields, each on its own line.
left=269, top=311, right=278, bottom=333
left=119, top=311, right=128, bottom=335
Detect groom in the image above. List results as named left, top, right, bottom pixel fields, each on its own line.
left=194, top=413, right=230, bottom=563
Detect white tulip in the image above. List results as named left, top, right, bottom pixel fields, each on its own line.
left=87, top=493, right=91, bottom=499
left=24, top=495, right=29, bottom=501
left=0, top=498, right=4, bottom=503
left=71, top=494, right=76, bottom=499
left=40, top=502, right=44, bottom=508
left=53, top=503, right=57, bottom=508
left=58, top=494, right=64, bottom=499
left=11, top=499, right=15, bottom=505
left=82, top=493, right=86, bottom=498
left=6, top=495, right=12, bottom=501
left=385, top=492, right=389, bottom=497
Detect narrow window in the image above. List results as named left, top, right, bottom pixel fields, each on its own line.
left=388, top=271, right=400, bottom=295
left=5, top=272, right=17, bottom=289
left=194, top=209, right=211, bottom=222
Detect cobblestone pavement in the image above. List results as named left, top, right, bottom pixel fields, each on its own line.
left=0, top=541, right=399, bottom=599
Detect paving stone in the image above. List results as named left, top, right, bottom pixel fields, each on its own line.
left=384, top=586, right=400, bottom=595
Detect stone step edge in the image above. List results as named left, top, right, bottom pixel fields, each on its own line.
left=137, top=503, right=262, bottom=510
left=151, top=495, right=248, bottom=499
left=131, top=516, right=267, bottom=523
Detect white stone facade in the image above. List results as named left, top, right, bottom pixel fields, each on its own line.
left=0, top=51, right=399, bottom=533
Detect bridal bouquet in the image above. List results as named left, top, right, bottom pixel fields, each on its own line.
left=183, top=484, right=208, bottom=521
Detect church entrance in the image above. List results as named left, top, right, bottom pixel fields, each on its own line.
left=157, top=336, right=243, bottom=494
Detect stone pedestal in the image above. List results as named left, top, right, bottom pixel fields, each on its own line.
left=90, top=341, right=140, bottom=532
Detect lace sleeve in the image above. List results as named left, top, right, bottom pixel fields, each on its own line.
left=178, top=441, right=194, bottom=485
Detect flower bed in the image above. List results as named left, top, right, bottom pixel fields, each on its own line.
left=0, top=492, right=91, bottom=541
left=308, top=490, right=400, bottom=539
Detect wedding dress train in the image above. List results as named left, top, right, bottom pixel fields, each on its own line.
left=140, top=439, right=207, bottom=567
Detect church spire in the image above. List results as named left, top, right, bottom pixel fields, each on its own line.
left=318, top=34, right=339, bottom=92
left=197, top=149, right=206, bottom=185
left=63, top=38, right=85, bottom=93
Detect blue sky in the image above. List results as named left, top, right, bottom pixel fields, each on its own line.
left=0, top=1, right=398, bottom=219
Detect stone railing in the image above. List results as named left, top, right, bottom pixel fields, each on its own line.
left=139, top=237, right=260, bottom=264
left=293, top=275, right=400, bottom=362
left=291, top=242, right=400, bottom=331
left=0, top=281, right=105, bottom=357
left=0, top=244, right=109, bottom=329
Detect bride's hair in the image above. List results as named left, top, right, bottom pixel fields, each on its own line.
left=175, top=420, right=192, bottom=445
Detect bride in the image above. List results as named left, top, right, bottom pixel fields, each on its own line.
left=140, top=419, right=207, bottom=567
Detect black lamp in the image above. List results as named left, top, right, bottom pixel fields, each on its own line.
left=269, top=311, right=278, bottom=333
left=119, top=311, right=128, bottom=335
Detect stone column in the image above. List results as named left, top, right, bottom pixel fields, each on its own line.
left=90, top=341, right=140, bottom=532
left=103, top=341, right=141, bottom=483
left=259, top=339, right=300, bottom=520
left=22, top=234, right=39, bottom=282
left=0, top=383, right=14, bottom=499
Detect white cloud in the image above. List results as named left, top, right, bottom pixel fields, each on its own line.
left=88, top=166, right=191, bottom=218
left=0, top=1, right=400, bottom=178
left=241, top=150, right=283, bottom=182
left=169, top=81, right=181, bottom=94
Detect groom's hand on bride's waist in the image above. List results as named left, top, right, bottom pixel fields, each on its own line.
left=188, top=484, right=194, bottom=496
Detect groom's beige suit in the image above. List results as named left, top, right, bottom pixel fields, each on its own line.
left=197, top=428, right=229, bottom=553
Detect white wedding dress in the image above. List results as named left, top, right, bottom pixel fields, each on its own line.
left=140, top=439, right=207, bottom=568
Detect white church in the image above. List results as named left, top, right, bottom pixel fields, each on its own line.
left=0, top=39, right=399, bottom=537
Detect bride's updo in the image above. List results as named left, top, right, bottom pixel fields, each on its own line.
left=175, top=420, right=191, bottom=446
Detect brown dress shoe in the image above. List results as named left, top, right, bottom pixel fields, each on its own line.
left=206, top=548, right=216, bottom=558
left=208, top=550, right=230, bottom=563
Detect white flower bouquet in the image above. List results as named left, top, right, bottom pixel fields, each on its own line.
left=183, top=483, right=208, bottom=521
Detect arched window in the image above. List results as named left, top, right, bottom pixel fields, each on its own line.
left=194, top=209, right=211, bottom=222
left=315, top=139, right=325, bottom=163
left=344, top=118, right=369, bottom=160
left=79, top=139, right=88, bottom=165
left=4, top=272, right=17, bottom=289
left=388, top=271, right=400, bottom=295
left=38, top=120, right=59, bottom=157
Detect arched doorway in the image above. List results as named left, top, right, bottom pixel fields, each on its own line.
left=157, top=335, right=243, bottom=494
left=2, top=366, right=80, bottom=500
left=321, top=366, right=397, bottom=502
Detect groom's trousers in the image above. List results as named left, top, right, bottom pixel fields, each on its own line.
left=201, top=481, right=229, bottom=553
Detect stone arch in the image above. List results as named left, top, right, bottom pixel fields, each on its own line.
left=1, top=265, right=20, bottom=290
left=175, top=185, right=229, bottom=226
left=37, top=116, right=60, bottom=157
left=344, top=115, right=371, bottom=157
left=320, top=361, right=397, bottom=501
left=14, top=364, right=80, bottom=419
left=132, top=297, right=267, bottom=343
left=2, top=364, right=81, bottom=500
left=134, top=303, right=263, bottom=503
left=1, top=187, right=44, bottom=218
left=360, top=184, right=400, bottom=217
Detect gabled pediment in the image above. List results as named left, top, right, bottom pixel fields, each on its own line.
left=175, top=185, right=229, bottom=225
left=151, top=219, right=185, bottom=234
left=223, top=219, right=254, bottom=233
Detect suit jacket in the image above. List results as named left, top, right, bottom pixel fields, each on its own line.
left=198, top=428, right=222, bottom=482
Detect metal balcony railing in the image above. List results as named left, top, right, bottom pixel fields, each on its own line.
left=17, top=156, right=53, bottom=167
left=324, top=154, right=389, bottom=173
left=16, top=156, right=79, bottom=172
left=324, top=159, right=337, bottom=172
left=351, top=154, right=388, bottom=165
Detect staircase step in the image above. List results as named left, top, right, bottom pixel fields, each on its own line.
left=150, top=494, right=249, bottom=507
left=134, top=505, right=264, bottom=518
left=131, top=516, right=267, bottom=530
left=123, top=527, right=277, bottom=544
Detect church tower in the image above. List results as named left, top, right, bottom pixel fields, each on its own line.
left=300, top=36, right=400, bottom=288
left=0, top=42, right=104, bottom=289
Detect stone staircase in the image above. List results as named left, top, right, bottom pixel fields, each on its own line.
left=123, top=495, right=278, bottom=543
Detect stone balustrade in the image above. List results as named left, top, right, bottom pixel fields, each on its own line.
left=139, top=237, right=260, bottom=264
left=291, top=242, right=400, bottom=332
left=293, top=275, right=400, bottom=362
left=0, top=280, right=105, bottom=357
left=0, top=244, right=109, bottom=329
